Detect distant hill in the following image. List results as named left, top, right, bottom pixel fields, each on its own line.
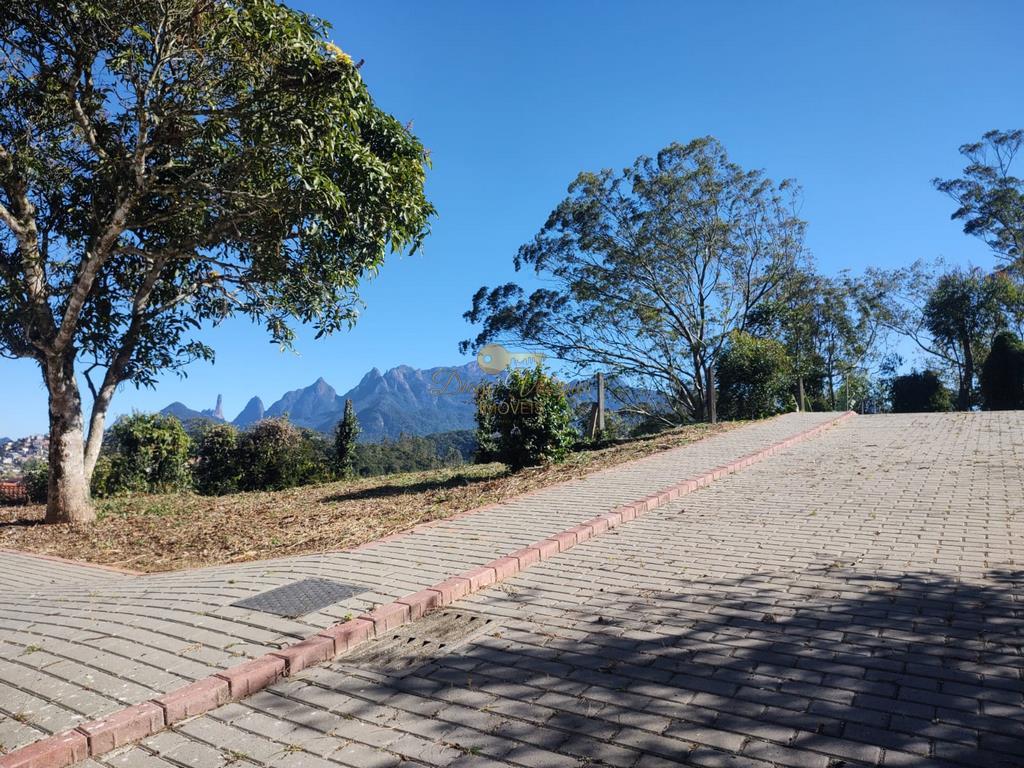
left=162, top=362, right=487, bottom=442
left=161, top=401, right=222, bottom=424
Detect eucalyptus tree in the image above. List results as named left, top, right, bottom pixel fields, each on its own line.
left=934, top=129, right=1024, bottom=268
left=0, top=0, right=433, bottom=522
left=462, top=137, right=805, bottom=423
left=874, top=262, right=1012, bottom=410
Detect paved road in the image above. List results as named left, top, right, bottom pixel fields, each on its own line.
left=0, top=412, right=843, bottom=760
left=85, top=413, right=1024, bottom=768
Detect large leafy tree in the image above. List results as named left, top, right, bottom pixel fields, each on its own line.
left=875, top=263, right=1012, bottom=410
left=749, top=269, right=886, bottom=411
left=0, top=0, right=433, bottom=523
left=934, top=129, right=1024, bottom=268
left=461, top=138, right=805, bottom=423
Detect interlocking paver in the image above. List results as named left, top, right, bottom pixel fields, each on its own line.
left=0, top=412, right=842, bottom=761
left=85, top=412, right=1024, bottom=768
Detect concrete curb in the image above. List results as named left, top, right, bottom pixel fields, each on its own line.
left=0, top=412, right=854, bottom=768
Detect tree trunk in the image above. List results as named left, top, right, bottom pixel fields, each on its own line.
left=44, top=355, right=95, bottom=524
left=959, top=335, right=974, bottom=411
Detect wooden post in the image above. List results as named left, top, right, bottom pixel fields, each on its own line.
left=596, top=372, right=605, bottom=435
left=708, top=365, right=717, bottom=424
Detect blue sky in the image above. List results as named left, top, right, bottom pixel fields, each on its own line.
left=3, top=0, right=1023, bottom=436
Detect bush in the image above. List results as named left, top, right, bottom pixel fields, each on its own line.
left=890, top=370, right=953, bottom=413
left=192, top=424, right=242, bottom=495
left=474, top=366, right=578, bottom=470
left=21, top=459, right=49, bottom=503
left=106, top=413, right=192, bottom=494
left=981, top=331, right=1024, bottom=410
left=90, top=455, right=114, bottom=498
left=236, top=418, right=329, bottom=491
left=716, top=332, right=794, bottom=420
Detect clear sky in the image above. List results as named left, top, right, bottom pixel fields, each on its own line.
left=3, top=0, right=1023, bottom=436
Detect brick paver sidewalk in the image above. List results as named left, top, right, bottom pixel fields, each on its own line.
left=0, top=412, right=843, bottom=762
left=79, top=412, right=1024, bottom=768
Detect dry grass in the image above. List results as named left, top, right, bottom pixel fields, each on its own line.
left=0, top=422, right=737, bottom=572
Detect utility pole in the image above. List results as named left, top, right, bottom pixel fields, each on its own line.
left=597, top=372, right=605, bottom=434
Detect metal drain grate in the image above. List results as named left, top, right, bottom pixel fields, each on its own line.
left=231, top=578, right=367, bottom=618
left=342, top=609, right=496, bottom=675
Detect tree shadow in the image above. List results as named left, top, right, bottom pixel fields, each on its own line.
left=275, top=567, right=1024, bottom=767
left=320, top=470, right=507, bottom=503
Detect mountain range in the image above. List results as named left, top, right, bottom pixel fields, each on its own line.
left=161, top=362, right=488, bottom=442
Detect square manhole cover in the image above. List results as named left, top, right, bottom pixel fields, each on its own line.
left=232, top=578, right=366, bottom=618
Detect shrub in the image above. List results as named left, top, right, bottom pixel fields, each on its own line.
left=90, top=455, right=115, bottom=498
left=192, top=424, right=242, bottom=495
left=980, top=331, right=1024, bottom=410
left=21, top=459, right=49, bottom=504
left=890, top=370, right=953, bottom=413
left=333, top=399, right=360, bottom=478
left=106, top=413, right=192, bottom=494
left=474, top=366, right=578, bottom=470
left=716, top=332, right=794, bottom=420
left=236, top=418, right=329, bottom=491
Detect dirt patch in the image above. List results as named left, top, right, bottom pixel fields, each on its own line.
left=0, top=422, right=735, bottom=572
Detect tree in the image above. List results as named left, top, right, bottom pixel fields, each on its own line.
left=716, top=332, right=793, bottom=420
left=333, top=399, right=360, bottom=479
left=0, top=2, right=433, bottom=523
left=923, top=269, right=1010, bottom=410
left=980, top=331, right=1024, bottom=410
left=748, top=269, right=886, bottom=411
left=934, top=130, right=1024, bottom=267
left=875, top=262, right=1012, bottom=410
left=474, top=366, right=577, bottom=470
left=890, top=371, right=953, bottom=413
left=462, top=137, right=805, bottom=424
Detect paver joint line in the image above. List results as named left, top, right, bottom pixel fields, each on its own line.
left=0, top=411, right=853, bottom=768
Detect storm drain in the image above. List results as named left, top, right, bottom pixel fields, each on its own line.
left=341, top=609, right=497, bottom=676
left=231, top=578, right=367, bottom=618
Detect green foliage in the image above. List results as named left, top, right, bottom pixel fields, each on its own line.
left=980, top=331, right=1024, bottom=410
left=192, top=424, right=242, bottom=496
left=474, top=367, right=578, bottom=470
left=333, top=400, right=360, bottom=478
left=104, top=414, right=192, bottom=494
left=353, top=432, right=472, bottom=477
left=0, top=0, right=433, bottom=521
left=934, top=129, right=1024, bottom=266
left=716, top=332, right=794, bottom=420
left=21, top=459, right=49, bottom=503
left=462, top=137, right=806, bottom=423
left=923, top=268, right=1011, bottom=409
left=235, top=419, right=329, bottom=492
left=90, top=455, right=115, bottom=499
left=748, top=269, right=884, bottom=410
left=890, top=371, right=954, bottom=413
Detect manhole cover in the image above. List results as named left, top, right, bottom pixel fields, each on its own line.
left=342, top=609, right=497, bottom=675
left=231, top=578, right=367, bottom=618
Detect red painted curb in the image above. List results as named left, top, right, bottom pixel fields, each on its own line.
left=0, top=412, right=853, bottom=768
left=75, top=702, right=164, bottom=755
left=0, top=731, right=87, bottom=768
